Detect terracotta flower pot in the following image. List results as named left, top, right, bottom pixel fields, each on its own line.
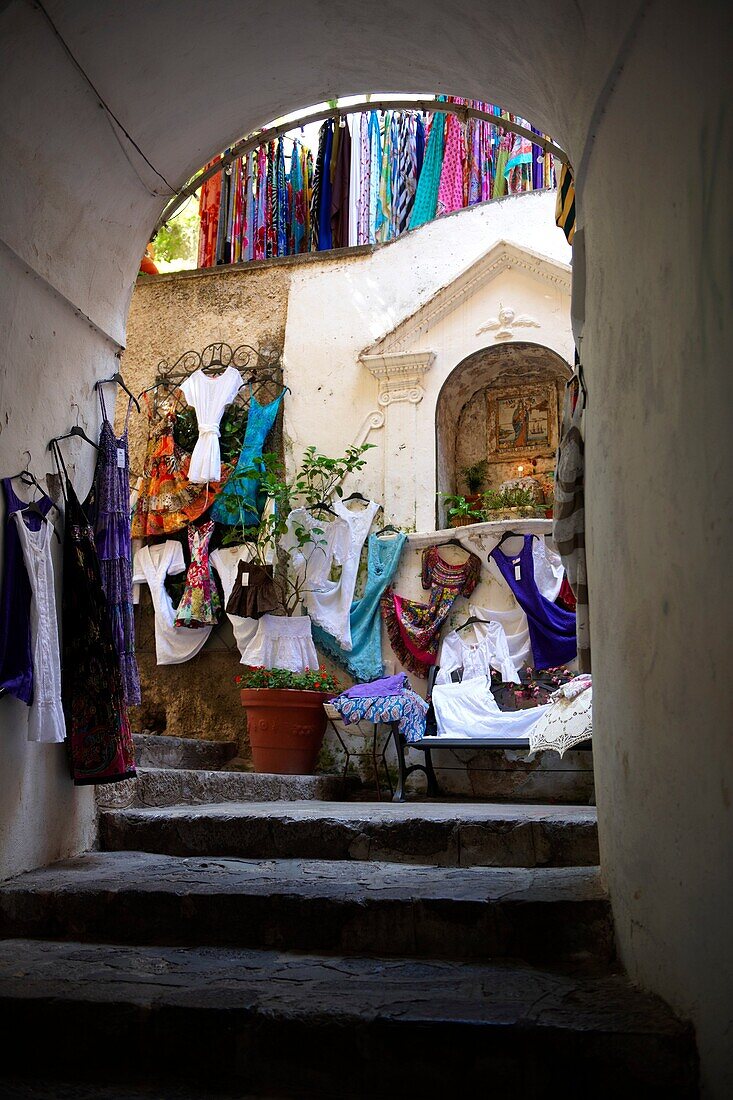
left=240, top=688, right=329, bottom=775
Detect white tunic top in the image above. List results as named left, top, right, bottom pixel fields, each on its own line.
left=13, top=514, right=66, bottom=743
left=436, top=621, right=521, bottom=686
left=180, top=366, right=241, bottom=483
left=133, top=541, right=212, bottom=664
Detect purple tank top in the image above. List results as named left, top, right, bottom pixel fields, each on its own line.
left=491, top=535, right=577, bottom=670
left=0, top=478, right=54, bottom=704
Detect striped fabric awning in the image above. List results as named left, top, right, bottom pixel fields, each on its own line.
left=555, top=162, right=575, bottom=244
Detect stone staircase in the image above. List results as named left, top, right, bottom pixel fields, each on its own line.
left=0, top=733, right=698, bottom=1097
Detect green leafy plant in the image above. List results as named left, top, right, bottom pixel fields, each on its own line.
left=222, top=444, right=373, bottom=615
left=461, top=460, right=488, bottom=495
left=234, top=665, right=341, bottom=693
left=482, top=486, right=544, bottom=515
left=439, top=492, right=486, bottom=523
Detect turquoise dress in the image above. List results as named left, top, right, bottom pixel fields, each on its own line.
left=408, top=113, right=446, bottom=229
left=211, top=387, right=285, bottom=527
left=313, top=532, right=406, bottom=682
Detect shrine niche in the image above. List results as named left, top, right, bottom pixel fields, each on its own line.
left=436, top=342, right=570, bottom=525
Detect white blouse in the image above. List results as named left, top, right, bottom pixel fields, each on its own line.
left=13, top=514, right=66, bottom=743
left=133, top=541, right=212, bottom=664
left=180, top=366, right=241, bottom=483
left=436, top=620, right=521, bottom=686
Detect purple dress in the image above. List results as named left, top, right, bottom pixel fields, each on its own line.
left=84, top=392, right=141, bottom=705
left=0, top=478, right=54, bottom=704
left=491, top=535, right=576, bottom=670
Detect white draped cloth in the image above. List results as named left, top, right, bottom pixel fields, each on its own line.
left=133, top=541, right=212, bottom=664
left=180, top=366, right=241, bottom=483
left=432, top=675, right=550, bottom=741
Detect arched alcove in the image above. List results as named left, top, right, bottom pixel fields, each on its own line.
left=435, top=342, right=571, bottom=525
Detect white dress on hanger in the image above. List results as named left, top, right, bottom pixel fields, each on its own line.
left=431, top=675, right=550, bottom=741
left=210, top=544, right=259, bottom=657
left=305, top=498, right=378, bottom=650
left=281, top=506, right=355, bottom=643
left=13, top=514, right=65, bottom=743
left=133, top=541, right=212, bottom=664
left=240, top=613, right=319, bottom=673
left=435, top=621, right=521, bottom=686
left=179, top=366, right=241, bottom=483
left=467, top=603, right=533, bottom=670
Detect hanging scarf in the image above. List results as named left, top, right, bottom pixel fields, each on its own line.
left=367, top=111, right=382, bottom=245
left=289, top=140, right=306, bottom=254
left=437, top=112, right=466, bottom=216
left=310, top=121, right=328, bottom=250
left=375, top=112, right=393, bottom=243
left=331, top=118, right=351, bottom=249
left=395, top=113, right=418, bottom=234
left=317, top=119, right=334, bottom=250
left=357, top=112, right=371, bottom=245
left=409, top=111, right=445, bottom=229
left=275, top=136, right=288, bottom=256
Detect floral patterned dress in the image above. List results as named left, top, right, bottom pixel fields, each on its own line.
left=381, top=545, right=481, bottom=677
left=131, top=399, right=230, bottom=538
left=174, top=520, right=221, bottom=628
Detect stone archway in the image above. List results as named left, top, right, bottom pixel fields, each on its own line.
left=435, top=342, right=570, bottom=526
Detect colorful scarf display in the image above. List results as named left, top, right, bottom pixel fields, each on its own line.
left=196, top=98, right=557, bottom=267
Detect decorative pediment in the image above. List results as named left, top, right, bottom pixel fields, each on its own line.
left=359, top=240, right=571, bottom=358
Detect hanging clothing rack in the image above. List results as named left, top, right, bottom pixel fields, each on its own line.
left=154, top=97, right=568, bottom=233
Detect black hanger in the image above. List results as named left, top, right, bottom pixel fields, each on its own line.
left=456, top=615, right=493, bottom=632
left=494, top=529, right=524, bottom=551
left=375, top=523, right=401, bottom=537
left=48, top=403, right=99, bottom=451
left=95, top=371, right=141, bottom=414
left=310, top=500, right=337, bottom=517
left=19, top=499, right=60, bottom=543
left=442, top=538, right=467, bottom=549
left=342, top=491, right=370, bottom=503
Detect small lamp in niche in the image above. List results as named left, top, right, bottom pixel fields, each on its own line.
left=517, top=464, right=525, bottom=477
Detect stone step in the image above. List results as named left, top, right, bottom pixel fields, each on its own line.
left=133, top=732, right=238, bottom=771
left=0, top=939, right=697, bottom=1097
left=429, top=744, right=595, bottom=804
left=100, top=801, right=599, bottom=868
left=96, top=767, right=347, bottom=810
left=0, top=851, right=613, bottom=965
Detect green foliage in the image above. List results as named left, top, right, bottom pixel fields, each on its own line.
left=223, top=444, right=373, bottom=615
left=439, top=493, right=486, bottom=522
left=461, top=460, right=488, bottom=494
left=483, top=486, right=540, bottom=512
left=174, top=404, right=248, bottom=465
left=152, top=195, right=200, bottom=268
left=440, top=485, right=547, bottom=525
left=234, top=664, right=342, bottom=693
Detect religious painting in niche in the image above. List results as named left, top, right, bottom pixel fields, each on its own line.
left=496, top=392, right=550, bottom=450
left=487, top=382, right=558, bottom=464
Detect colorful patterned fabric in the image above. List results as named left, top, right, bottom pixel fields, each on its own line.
left=52, top=442, right=135, bottom=786
left=174, top=520, right=220, bottom=628
left=329, top=688, right=428, bottom=745
left=275, top=136, right=288, bottom=256
left=84, top=391, right=140, bottom=705
left=375, top=112, right=393, bottom=243
left=555, top=162, right=575, bottom=243
left=437, top=112, right=467, bottom=216
left=409, top=112, right=445, bottom=229
left=381, top=545, right=481, bottom=677
left=131, top=399, right=230, bottom=538
left=357, top=112, right=371, bottom=244
left=197, top=160, right=222, bottom=268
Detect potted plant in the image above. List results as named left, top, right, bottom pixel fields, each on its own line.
left=440, top=492, right=487, bottom=528
left=225, top=444, right=371, bottom=773
left=460, top=460, right=488, bottom=503
left=482, top=486, right=547, bottom=520
left=234, top=665, right=342, bottom=773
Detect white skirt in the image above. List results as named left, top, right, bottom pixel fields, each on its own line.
left=240, top=613, right=319, bottom=673
left=432, top=675, right=550, bottom=740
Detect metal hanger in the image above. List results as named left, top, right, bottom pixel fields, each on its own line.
left=95, top=371, right=141, bottom=413
left=48, top=403, right=99, bottom=451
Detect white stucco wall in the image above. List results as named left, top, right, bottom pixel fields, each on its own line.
left=283, top=191, right=571, bottom=530
left=0, top=1, right=731, bottom=1092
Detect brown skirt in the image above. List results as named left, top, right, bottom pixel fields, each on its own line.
left=226, top=560, right=280, bottom=619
